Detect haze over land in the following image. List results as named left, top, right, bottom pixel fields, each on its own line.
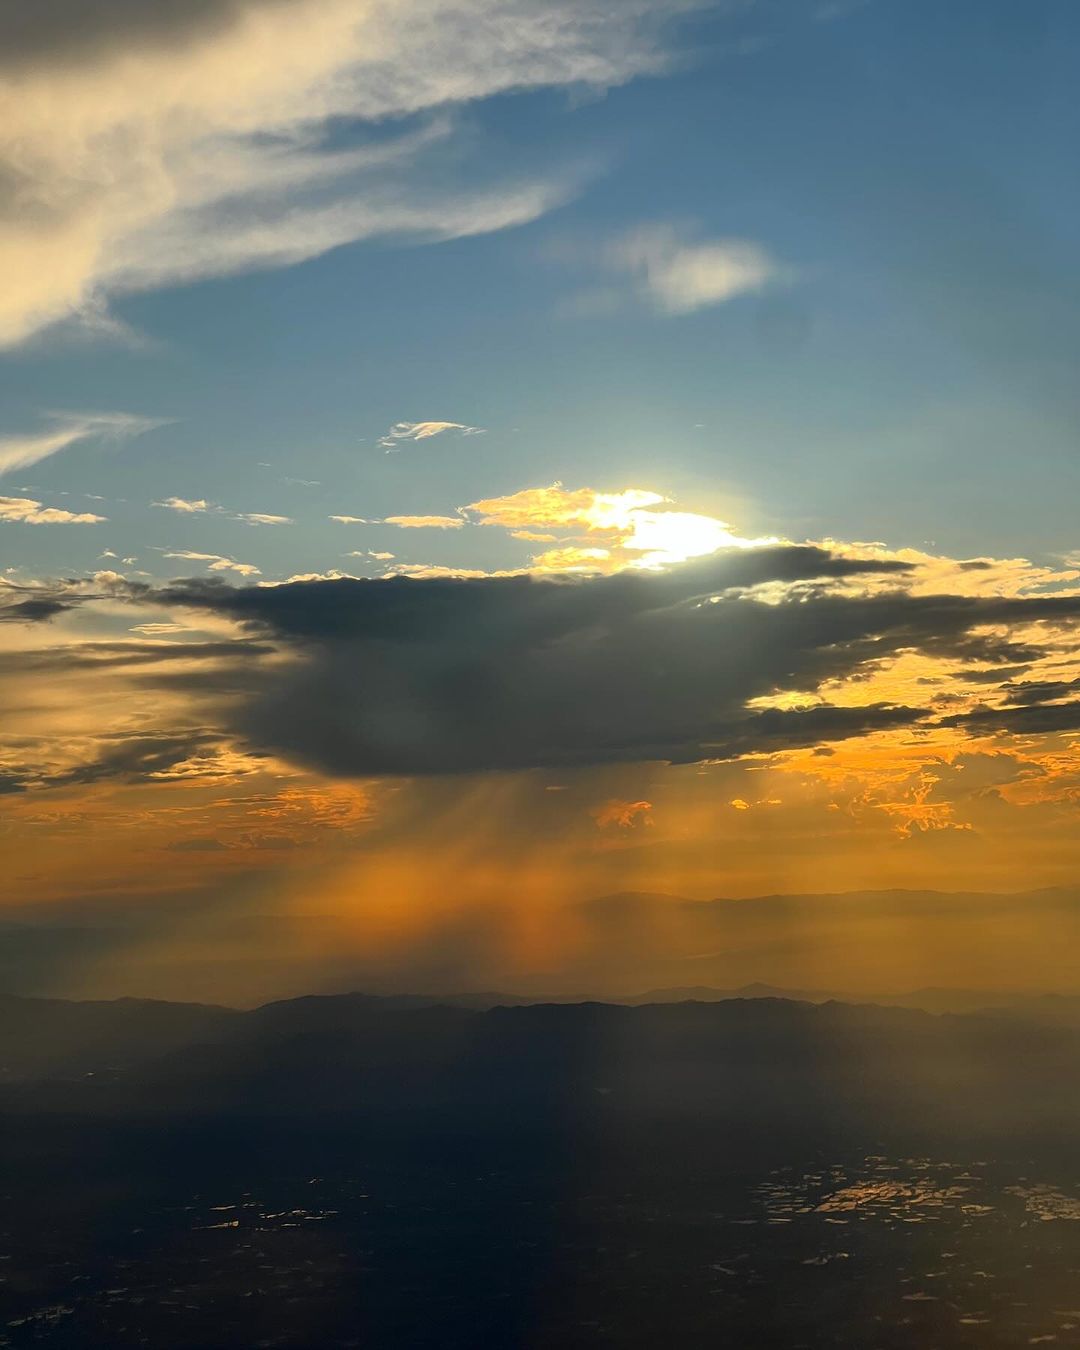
left=6, top=886, right=1080, bottom=1007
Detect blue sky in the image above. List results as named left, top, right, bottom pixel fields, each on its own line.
left=2, top=0, right=1078, bottom=582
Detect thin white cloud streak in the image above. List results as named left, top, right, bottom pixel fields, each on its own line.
left=115, top=175, right=576, bottom=296
left=0, top=0, right=699, bottom=345
left=163, top=549, right=261, bottom=577
left=378, top=420, right=486, bottom=450
left=0, top=412, right=162, bottom=476
left=153, top=498, right=293, bottom=525
left=330, top=512, right=465, bottom=528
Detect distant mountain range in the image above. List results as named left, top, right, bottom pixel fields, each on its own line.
left=623, top=981, right=1080, bottom=1015
left=0, top=990, right=1077, bottom=1162
left=5, top=885, right=1080, bottom=1007
left=6, top=982, right=1080, bottom=1145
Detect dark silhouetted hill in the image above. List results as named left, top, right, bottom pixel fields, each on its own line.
left=3, top=992, right=1080, bottom=1155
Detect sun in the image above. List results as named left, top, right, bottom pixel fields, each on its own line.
left=624, top=508, right=771, bottom=567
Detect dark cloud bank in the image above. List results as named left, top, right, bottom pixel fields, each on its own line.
left=8, top=546, right=1080, bottom=782
left=146, top=546, right=1080, bottom=775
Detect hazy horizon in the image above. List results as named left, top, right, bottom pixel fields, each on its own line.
left=7, top=882, right=1080, bottom=1007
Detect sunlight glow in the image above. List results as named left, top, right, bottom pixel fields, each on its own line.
left=623, top=508, right=770, bottom=566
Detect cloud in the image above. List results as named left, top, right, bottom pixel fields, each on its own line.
left=0, top=495, right=106, bottom=525
left=558, top=225, right=782, bottom=317
left=593, top=799, right=653, bottom=829
left=943, top=701, right=1080, bottom=737
left=383, top=514, right=465, bottom=530
left=462, top=482, right=774, bottom=569
left=466, top=485, right=666, bottom=531
left=155, top=497, right=212, bottom=514
left=346, top=550, right=397, bottom=564
left=45, top=731, right=227, bottom=789
left=4, top=729, right=256, bottom=794
left=236, top=512, right=292, bottom=526
left=154, top=498, right=292, bottom=525
left=0, top=636, right=272, bottom=677
left=0, top=594, right=74, bottom=623
left=132, top=550, right=1080, bottom=778
left=608, top=225, right=782, bottom=314
left=383, top=563, right=514, bottom=580
left=999, top=676, right=1080, bottom=706
left=0, top=624, right=273, bottom=796
left=0, top=1, right=259, bottom=72
left=129, top=623, right=197, bottom=636
left=163, top=549, right=260, bottom=577
left=0, top=0, right=696, bottom=345
left=0, top=411, right=162, bottom=476
left=333, top=511, right=466, bottom=529
left=378, top=421, right=486, bottom=451
left=258, top=569, right=357, bottom=586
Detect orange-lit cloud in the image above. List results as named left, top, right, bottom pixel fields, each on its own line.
left=0, top=495, right=106, bottom=525
left=592, top=799, right=654, bottom=829
left=383, top=515, right=465, bottom=530
left=460, top=482, right=774, bottom=571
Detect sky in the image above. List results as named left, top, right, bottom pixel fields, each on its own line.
left=2, top=0, right=1080, bottom=1001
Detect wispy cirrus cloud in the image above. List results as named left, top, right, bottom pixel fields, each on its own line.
left=162, top=549, right=260, bottom=578
left=329, top=512, right=464, bottom=529
left=235, top=512, right=292, bottom=526
left=154, top=498, right=292, bottom=525
left=0, top=0, right=700, bottom=346
left=377, top=421, right=486, bottom=451
left=0, top=411, right=163, bottom=477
